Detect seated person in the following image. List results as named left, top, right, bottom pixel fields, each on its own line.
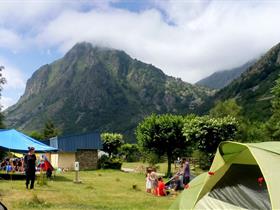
left=155, top=177, right=167, bottom=196
left=6, top=163, right=12, bottom=173
left=44, top=159, right=54, bottom=178
left=173, top=175, right=184, bottom=191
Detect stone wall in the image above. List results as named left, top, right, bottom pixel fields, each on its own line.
left=75, top=149, right=98, bottom=170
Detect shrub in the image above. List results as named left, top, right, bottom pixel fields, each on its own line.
left=98, top=155, right=122, bottom=170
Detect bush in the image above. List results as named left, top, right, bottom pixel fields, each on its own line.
left=119, top=143, right=140, bottom=162
left=98, top=155, right=122, bottom=170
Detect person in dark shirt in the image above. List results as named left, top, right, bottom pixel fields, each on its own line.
left=24, top=147, right=36, bottom=189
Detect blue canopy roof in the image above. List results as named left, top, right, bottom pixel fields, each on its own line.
left=0, top=129, right=57, bottom=152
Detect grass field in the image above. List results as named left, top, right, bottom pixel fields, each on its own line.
left=0, top=170, right=176, bottom=210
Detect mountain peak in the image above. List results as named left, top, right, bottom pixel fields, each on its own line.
left=200, top=42, right=280, bottom=121
left=4, top=43, right=211, bottom=141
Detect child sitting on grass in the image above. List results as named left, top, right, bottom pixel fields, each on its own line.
left=155, top=177, right=167, bottom=196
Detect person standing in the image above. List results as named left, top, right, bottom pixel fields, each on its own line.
left=182, top=158, right=190, bottom=185
left=24, top=147, right=36, bottom=189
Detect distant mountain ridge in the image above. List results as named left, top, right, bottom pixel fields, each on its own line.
left=200, top=42, right=280, bottom=121
left=196, top=60, right=256, bottom=89
left=4, top=42, right=212, bottom=141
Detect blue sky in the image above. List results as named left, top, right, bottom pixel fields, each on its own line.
left=1, top=0, right=280, bottom=110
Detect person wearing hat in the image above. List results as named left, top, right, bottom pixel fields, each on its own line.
left=24, top=147, right=36, bottom=189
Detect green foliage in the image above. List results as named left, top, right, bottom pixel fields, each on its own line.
left=119, top=143, right=140, bottom=162
left=0, top=150, right=7, bottom=161
left=140, top=151, right=164, bottom=166
left=43, top=120, right=59, bottom=139
left=21, top=193, right=51, bottom=208
left=136, top=114, right=187, bottom=176
left=210, top=99, right=241, bottom=118
left=98, top=155, right=122, bottom=169
left=101, top=133, right=124, bottom=157
left=4, top=44, right=212, bottom=142
left=200, top=44, right=280, bottom=122
left=191, top=150, right=210, bottom=170
left=183, top=115, right=238, bottom=156
left=239, top=121, right=269, bottom=142
left=266, top=75, right=280, bottom=140
left=29, top=131, right=44, bottom=140
left=37, top=170, right=48, bottom=186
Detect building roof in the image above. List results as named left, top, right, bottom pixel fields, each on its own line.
left=44, top=132, right=102, bottom=152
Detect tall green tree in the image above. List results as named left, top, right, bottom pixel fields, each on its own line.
left=209, top=99, right=266, bottom=142
left=136, top=114, right=187, bottom=176
left=29, top=131, right=44, bottom=140
left=0, top=66, right=6, bottom=128
left=209, top=99, right=241, bottom=118
left=43, top=120, right=59, bottom=139
left=101, top=133, right=124, bottom=157
left=183, top=115, right=238, bottom=157
left=266, top=76, right=280, bottom=140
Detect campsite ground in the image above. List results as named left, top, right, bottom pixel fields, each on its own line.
left=0, top=169, right=176, bottom=210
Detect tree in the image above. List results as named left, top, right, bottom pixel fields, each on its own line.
left=209, top=99, right=241, bottom=118
left=209, top=99, right=266, bottom=143
left=29, top=131, right=44, bottom=140
left=266, top=76, right=280, bottom=140
left=0, top=66, right=6, bottom=128
left=136, top=114, right=187, bottom=176
left=183, top=115, right=238, bottom=157
left=101, top=133, right=124, bottom=157
left=43, top=120, right=59, bottom=139
left=119, top=143, right=140, bottom=162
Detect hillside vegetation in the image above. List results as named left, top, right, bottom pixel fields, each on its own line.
left=4, top=42, right=212, bottom=141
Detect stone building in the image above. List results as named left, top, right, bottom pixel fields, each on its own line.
left=44, top=132, right=102, bottom=170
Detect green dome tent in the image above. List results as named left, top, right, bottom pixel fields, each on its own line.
left=170, top=141, right=280, bottom=210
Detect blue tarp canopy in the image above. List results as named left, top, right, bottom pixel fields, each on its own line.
left=0, top=129, right=57, bottom=152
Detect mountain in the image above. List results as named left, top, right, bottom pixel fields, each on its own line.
left=200, top=42, right=280, bottom=121
left=4, top=42, right=212, bottom=141
left=196, top=60, right=256, bottom=89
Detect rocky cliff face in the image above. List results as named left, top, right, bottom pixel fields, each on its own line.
left=5, top=42, right=212, bottom=141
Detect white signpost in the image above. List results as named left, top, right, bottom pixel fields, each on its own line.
left=73, top=161, right=82, bottom=183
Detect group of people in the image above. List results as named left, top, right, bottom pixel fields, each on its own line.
left=0, top=157, right=24, bottom=173
left=146, top=170, right=167, bottom=196
left=145, top=158, right=191, bottom=196
left=168, top=158, right=190, bottom=191
left=0, top=147, right=54, bottom=190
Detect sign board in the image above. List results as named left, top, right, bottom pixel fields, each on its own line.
left=74, top=162, right=79, bottom=171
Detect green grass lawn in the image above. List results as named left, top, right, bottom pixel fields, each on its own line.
left=0, top=170, right=176, bottom=210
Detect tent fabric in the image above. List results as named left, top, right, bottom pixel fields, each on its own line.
left=0, top=129, right=57, bottom=152
left=170, top=141, right=280, bottom=210
left=209, top=164, right=270, bottom=210
left=195, top=193, right=247, bottom=210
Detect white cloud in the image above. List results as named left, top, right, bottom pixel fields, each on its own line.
left=0, top=28, right=24, bottom=51
left=0, top=57, right=26, bottom=109
left=2, top=0, right=280, bottom=84
left=33, top=1, right=280, bottom=82
left=1, top=96, right=14, bottom=110
left=0, top=59, right=26, bottom=90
